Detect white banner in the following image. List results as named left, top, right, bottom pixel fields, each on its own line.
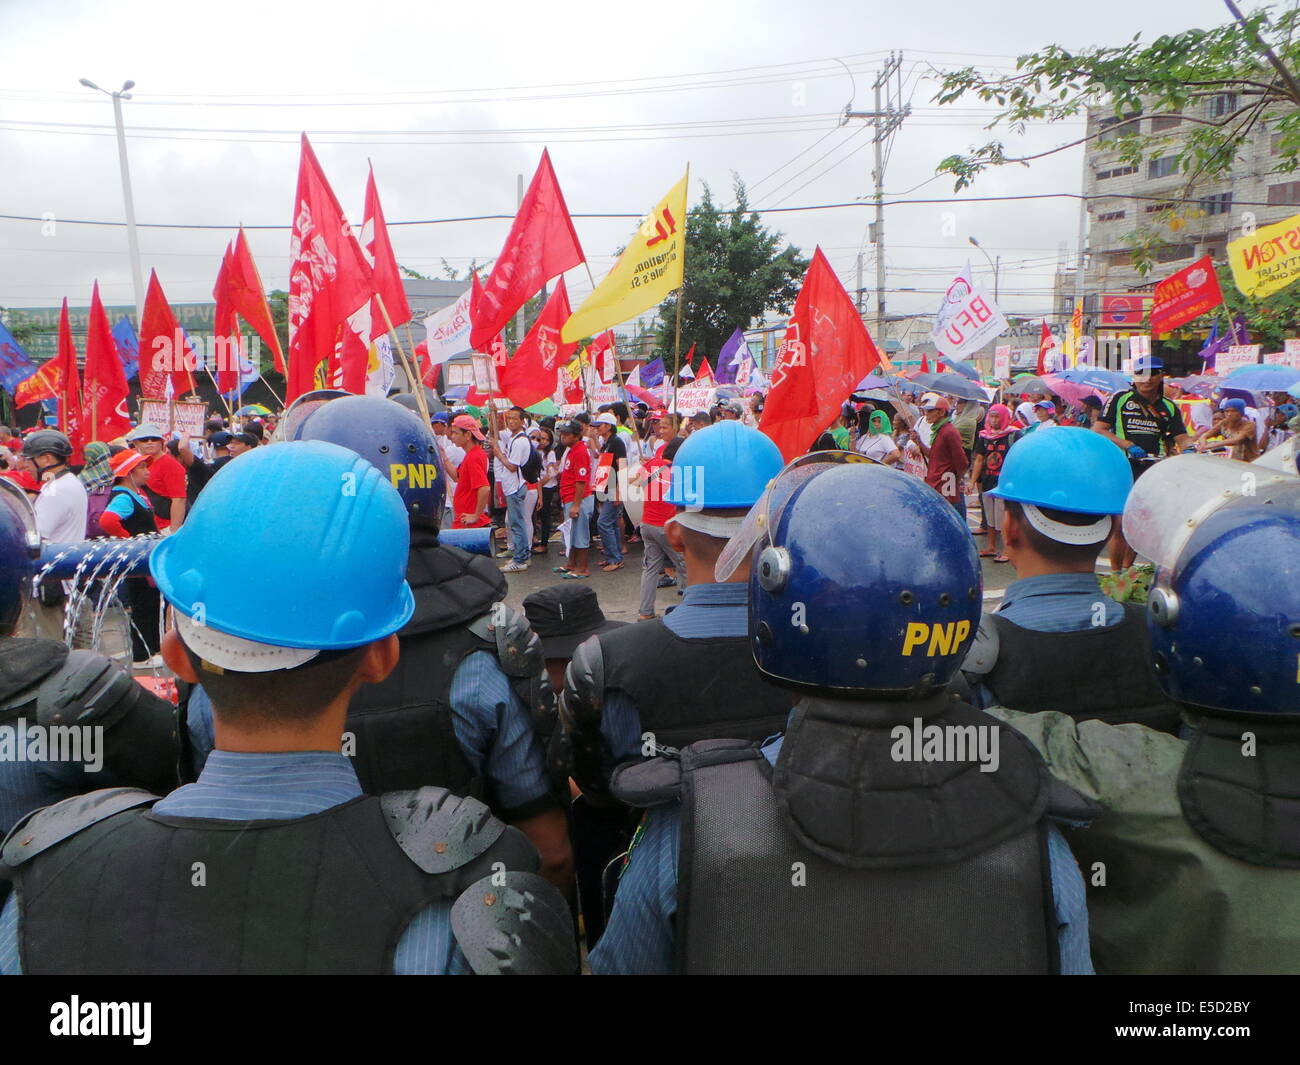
left=365, top=335, right=396, bottom=397
left=1265, top=346, right=1300, bottom=369
left=669, top=384, right=717, bottom=413
left=993, top=345, right=1011, bottom=379
left=423, top=289, right=473, bottom=367
left=1217, top=345, right=1261, bottom=374
left=931, top=283, right=1008, bottom=360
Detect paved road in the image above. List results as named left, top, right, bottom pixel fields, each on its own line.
left=498, top=535, right=1028, bottom=623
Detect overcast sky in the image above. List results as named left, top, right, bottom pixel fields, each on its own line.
left=0, top=0, right=1249, bottom=340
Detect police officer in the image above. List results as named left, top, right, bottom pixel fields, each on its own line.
left=0, top=479, right=179, bottom=839
left=563, top=421, right=791, bottom=800
left=0, top=442, right=575, bottom=974
left=989, top=457, right=1300, bottom=973
left=961, top=427, right=1180, bottom=733
left=591, top=458, right=1095, bottom=974
left=186, top=395, right=573, bottom=891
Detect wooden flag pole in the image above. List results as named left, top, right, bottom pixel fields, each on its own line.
left=581, top=261, right=630, bottom=402
left=203, top=366, right=234, bottom=418
left=671, top=163, right=690, bottom=417
left=375, top=295, right=431, bottom=426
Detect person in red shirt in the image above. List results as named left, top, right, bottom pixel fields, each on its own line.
left=448, top=414, right=491, bottom=528
left=915, top=393, right=970, bottom=518
left=555, top=420, right=593, bottom=579
left=634, top=436, right=685, bottom=619
left=126, top=423, right=188, bottom=531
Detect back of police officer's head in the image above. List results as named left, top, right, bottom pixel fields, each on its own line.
left=152, top=440, right=414, bottom=737
left=1001, top=501, right=1110, bottom=572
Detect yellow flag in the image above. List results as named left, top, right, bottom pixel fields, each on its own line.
left=1228, top=211, right=1300, bottom=299
left=561, top=171, right=689, bottom=343
left=1065, top=303, right=1083, bottom=366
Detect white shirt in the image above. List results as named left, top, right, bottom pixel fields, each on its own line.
left=855, top=433, right=898, bottom=464
left=494, top=429, right=532, bottom=495
left=35, top=470, right=88, bottom=544
left=436, top=436, right=464, bottom=508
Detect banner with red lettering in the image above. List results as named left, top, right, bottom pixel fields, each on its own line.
left=1150, top=255, right=1223, bottom=337
left=930, top=279, right=1008, bottom=360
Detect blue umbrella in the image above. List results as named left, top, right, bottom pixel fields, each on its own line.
left=1224, top=362, right=1294, bottom=378
left=442, top=384, right=471, bottom=401
left=855, top=372, right=922, bottom=395
left=1289, top=381, right=1300, bottom=398
left=937, top=356, right=982, bottom=381
left=1223, top=368, right=1300, bottom=392
left=910, top=372, right=990, bottom=403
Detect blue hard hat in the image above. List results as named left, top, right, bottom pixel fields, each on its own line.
left=750, top=461, right=982, bottom=695
left=664, top=421, right=784, bottom=508
left=151, top=441, right=415, bottom=652
left=295, top=395, right=445, bottom=530
left=1147, top=495, right=1300, bottom=714
left=989, top=426, right=1133, bottom=514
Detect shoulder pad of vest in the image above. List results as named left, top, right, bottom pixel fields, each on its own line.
left=471, top=604, right=544, bottom=681
left=610, top=755, right=682, bottom=807
left=961, top=614, right=1001, bottom=677
left=562, top=634, right=605, bottom=724
left=381, top=787, right=512, bottom=875
left=34, top=650, right=136, bottom=729
left=451, top=871, right=578, bottom=975
left=0, top=787, right=156, bottom=870
left=0, top=638, right=69, bottom=710
left=1044, top=774, right=1106, bottom=825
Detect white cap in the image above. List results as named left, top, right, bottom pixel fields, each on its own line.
left=594, top=412, right=618, bottom=426
left=175, top=609, right=321, bottom=674
left=127, top=423, right=166, bottom=441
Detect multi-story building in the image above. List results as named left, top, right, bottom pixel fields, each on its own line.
left=1064, top=94, right=1300, bottom=369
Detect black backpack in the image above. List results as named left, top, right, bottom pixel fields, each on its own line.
left=517, top=433, right=544, bottom=483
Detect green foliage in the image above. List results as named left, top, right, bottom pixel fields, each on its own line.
left=0, top=309, right=40, bottom=348
left=933, top=4, right=1300, bottom=193
left=653, top=177, right=808, bottom=369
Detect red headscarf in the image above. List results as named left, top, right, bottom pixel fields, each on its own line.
left=980, top=403, right=1018, bottom=440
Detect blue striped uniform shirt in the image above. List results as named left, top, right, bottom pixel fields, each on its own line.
left=0, top=750, right=471, bottom=975
left=186, top=650, right=550, bottom=815
left=590, top=734, right=1093, bottom=975
left=601, top=583, right=749, bottom=763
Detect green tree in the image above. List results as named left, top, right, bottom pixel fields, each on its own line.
left=654, top=177, right=808, bottom=369
left=932, top=3, right=1300, bottom=198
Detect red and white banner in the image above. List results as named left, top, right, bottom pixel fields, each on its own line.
left=1150, top=256, right=1223, bottom=337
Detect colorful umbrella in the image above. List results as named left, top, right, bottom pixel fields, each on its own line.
left=235, top=404, right=272, bottom=417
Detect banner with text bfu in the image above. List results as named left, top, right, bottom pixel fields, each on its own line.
left=1228, top=212, right=1300, bottom=300
left=561, top=171, right=689, bottom=343
left=930, top=283, right=1007, bottom=361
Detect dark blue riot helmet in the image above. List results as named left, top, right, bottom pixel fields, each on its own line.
left=1147, top=496, right=1300, bottom=714
left=740, top=455, right=982, bottom=696
left=0, top=479, right=35, bottom=636
left=295, top=394, right=445, bottom=530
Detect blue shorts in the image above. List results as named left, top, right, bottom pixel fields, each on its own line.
left=568, top=494, right=594, bottom=549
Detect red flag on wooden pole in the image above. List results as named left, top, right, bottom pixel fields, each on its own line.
left=1036, top=321, right=1053, bottom=375
left=140, top=270, right=198, bottom=400
left=82, top=282, right=132, bottom=442
left=498, top=278, right=578, bottom=408
left=228, top=228, right=285, bottom=375
left=760, top=248, right=881, bottom=461
left=363, top=164, right=412, bottom=340
left=287, top=135, right=372, bottom=402
left=469, top=149, right=585, bottom=350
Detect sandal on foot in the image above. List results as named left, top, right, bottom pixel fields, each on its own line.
left=560, top=571, right=590, bottom=580
left=993, top=556, right=1011, bottom=564
left=551, top=565, right=571, bottom=574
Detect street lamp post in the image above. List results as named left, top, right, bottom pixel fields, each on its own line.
left=80, top=78, right=144, bottom=324
left=968, top=236, right=1000, bottom=304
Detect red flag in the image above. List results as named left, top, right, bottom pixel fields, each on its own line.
left=212, top=245, right=241, bottom=394
left=920, top=352, right=930, bottom=374
left=415, top=342, right=442, bottom=390
left=1150, top=255, right=1223, bottom=337
left=761, top=247, right=881, bottom=461
left=140, top=270, right=199, bottom=400
left=18, top=301, right=84, bottom=457
left=287, top=134, right=373, bottom=402
left=588, top=329, right=617, bottom=384
left=363, top=164, right=411, bottom=340
left=696, top=357, right=714, bottom=381
left=499, top=279, right=579, bottom=408
left=82, top=282, right=131, bottom=442
left=469, top=149, right=584, bottom=350
left=1036, top=321, right=1053, bottom=375
left=228, top=228, right=285, bottom=374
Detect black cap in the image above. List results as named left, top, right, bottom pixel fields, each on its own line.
left=1080, top=395, right=1103, bottom=408
left=209, top=431, right=234, bottom=447
left=522, top=584, right=626, bottom=658
left=555, top=419, right=584, bottom=437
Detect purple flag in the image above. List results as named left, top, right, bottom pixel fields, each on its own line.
left=714, top=328, right=745, bottom=384
left=640, top=357, right=665, bottom=388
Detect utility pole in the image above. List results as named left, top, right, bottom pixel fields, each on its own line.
left=855, top=252, right=864, bottom=314
left=845, top=53, right=909, bottom=344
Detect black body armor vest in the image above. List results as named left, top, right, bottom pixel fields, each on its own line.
left=981, top=606, right=1181, bottom=734
left=598, top=620, right=791, bottom=749
left=109, top=486, right=158, bottom=536
left=2, top=786, right=547, bottom=975
left=613, top=693, right=1100, bottom=974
